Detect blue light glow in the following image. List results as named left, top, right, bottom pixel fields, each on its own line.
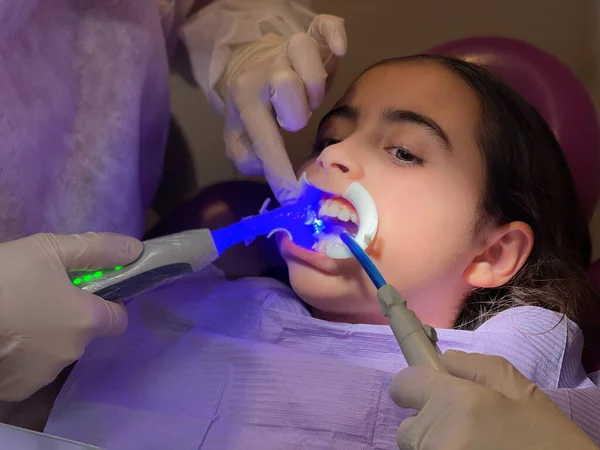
left=312, top=218, right=325, bottom=236
left=210, top=183, right=325, bottom=255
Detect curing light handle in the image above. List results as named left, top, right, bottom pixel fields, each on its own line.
left=69, top=201, right=316, bottom=303
left=68, top=229, right=219, bottom=303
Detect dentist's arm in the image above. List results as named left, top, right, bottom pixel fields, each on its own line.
left=0, top=233, right=142, bottom=401
left=391, top=350, right=598, bottom=450
left=178, top=1, right=347, bottom=205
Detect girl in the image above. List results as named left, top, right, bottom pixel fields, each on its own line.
left=46, top=55, right=600, bottom=449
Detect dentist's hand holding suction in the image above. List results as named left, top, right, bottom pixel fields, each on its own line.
left=391, top=350, right=598, bottom=450
left=219, top=14, right=347, bottom=204
left=0, top=232, right=142, bottom=401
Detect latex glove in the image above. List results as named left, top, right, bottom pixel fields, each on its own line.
left=0, top=232, right=143, bottom=401
left=391, top=350, right=598, bottom=450
left=219, top=14, right=347, bottom=204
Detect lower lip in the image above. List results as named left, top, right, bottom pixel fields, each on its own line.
left=279, top=235, right=357, bottom=275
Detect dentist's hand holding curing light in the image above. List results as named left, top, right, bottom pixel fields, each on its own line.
left=391, top=350, right=598, bottom=450
left=218, top=14, right=347, bottom=205
left=0, top=232, right=143, bottom=401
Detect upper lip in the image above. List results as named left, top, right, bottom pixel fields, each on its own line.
left=303, top=180, right=358, bottom=218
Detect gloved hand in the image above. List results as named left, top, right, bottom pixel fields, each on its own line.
left=391, top=350, right=598, bottom=450
left=0, top=232, right=143, bottom=401
left=218, top=14, right=347, bottom=205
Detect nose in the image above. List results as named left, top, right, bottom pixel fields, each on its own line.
left=316, top=141, right=364, bottom=179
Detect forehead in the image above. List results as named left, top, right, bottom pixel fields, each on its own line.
left=338, top=60, right=481, bottom=131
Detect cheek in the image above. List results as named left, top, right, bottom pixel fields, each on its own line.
left=371, top=183, right=479, bottom=285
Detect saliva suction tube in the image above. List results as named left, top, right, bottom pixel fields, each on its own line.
left=339, top=231, right=446, bottom=372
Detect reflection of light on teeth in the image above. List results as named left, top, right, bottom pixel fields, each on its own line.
left=299, top=173, right=379, bottom=260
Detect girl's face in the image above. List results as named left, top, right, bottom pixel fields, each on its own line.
left=279, top=61, right=496, bottom=327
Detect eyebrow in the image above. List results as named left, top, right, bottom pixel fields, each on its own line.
left=381, top=108, right=452, bottom=152
left=318, top=105, right=453, bottom=153
left=318, top=105, right=358, bottom=127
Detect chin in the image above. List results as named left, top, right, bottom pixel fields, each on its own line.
left=278, top=232, right=380, bottom=315
left=287, top=262, right=344, bottom=297
left=286, top=260, right=375, bottom=314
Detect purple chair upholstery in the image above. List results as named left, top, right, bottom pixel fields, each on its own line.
left=429, top=37, right=600, bottom=221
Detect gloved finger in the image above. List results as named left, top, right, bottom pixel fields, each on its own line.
left=270, top=54, right=312, bottom=131
left=307, top=14, right=348, bottom=58
left=81, top=291, right=128, bottom=338
left=39, top=232, right=143, bottom=271
left=396, top=415, right=417, bottom=450
left=234, top=96, right=300, bottom=205
left=223, top=95, right=264, bottom=175
left=390, top=365, right=451, bottom=410
left=262, top=152, right=301, bottom=205
left=286, top=33, right=327, bottom=111
left=442, top=350, right=538, bottom=401
left=390, top=364, right=490, bottom=412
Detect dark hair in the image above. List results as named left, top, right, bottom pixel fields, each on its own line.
left=368, top=55, right=600, bottom=368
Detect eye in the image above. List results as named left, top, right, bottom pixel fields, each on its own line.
left=313, top=138, right=341, bottom=154
left=387, top=147, right=424, bottom=166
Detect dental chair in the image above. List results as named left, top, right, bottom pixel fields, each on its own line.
left=149, top=36, right=600, bottom=369
left=429, top=37, right=600, bottom=221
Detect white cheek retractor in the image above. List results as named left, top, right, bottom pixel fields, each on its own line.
left=299, top=173, right=379, bottom=260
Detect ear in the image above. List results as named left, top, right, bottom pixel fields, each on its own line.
left=463, top=222, right=534, bottom=288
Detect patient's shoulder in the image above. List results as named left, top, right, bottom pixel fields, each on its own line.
left=477, top=305, right=576, bottom=334
left=472, top=306, right=589, bottom=388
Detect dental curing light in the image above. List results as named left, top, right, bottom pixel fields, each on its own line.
left=68, top=173, right=379, bottom=305
left=68, top=177, right=323, bottom=303
left=340, top=231, right=446, bottom=372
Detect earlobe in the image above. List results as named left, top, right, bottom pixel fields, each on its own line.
left=464, top=222, right=534, bottom=288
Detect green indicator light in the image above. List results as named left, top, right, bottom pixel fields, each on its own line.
left=114, top=266, right=123, bottom=271
left=94, top=271, right=103, bottom=278
left=72, top=278, right=82, bottom=285
left=83, top=274, right=93, bottom=282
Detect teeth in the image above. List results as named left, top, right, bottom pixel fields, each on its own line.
left=312, top=235, right=344, bottom=253
left=338, top=209, right=350, bottom=222
left=317, top=199, right=359, bottom=225
left=313, top=242, right=344, bottom=253
left=297, top=172, right=379, bottom=261
left=318, top=202, right=327, bottom=218
left=326, top=182, right=379, bottom=260
left=327, top=201, right=341, bottom=217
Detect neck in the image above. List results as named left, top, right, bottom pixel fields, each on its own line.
left=311, top=307, right=389, bottom=325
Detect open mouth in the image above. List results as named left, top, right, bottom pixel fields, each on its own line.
left=298, top=173, right=379, bottom=260
left=312, top=196, right=359, bottom=253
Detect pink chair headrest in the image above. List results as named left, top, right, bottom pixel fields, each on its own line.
left=428, top=37, right=600, bottom=220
